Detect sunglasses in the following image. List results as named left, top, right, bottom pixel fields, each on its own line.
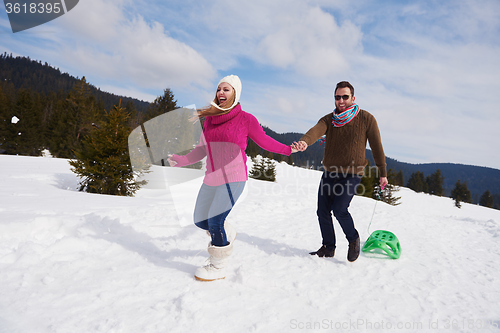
left=335, top=95, right=351, bottom=101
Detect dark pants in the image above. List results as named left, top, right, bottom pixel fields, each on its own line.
left=317, top=172, right=361, bottom=249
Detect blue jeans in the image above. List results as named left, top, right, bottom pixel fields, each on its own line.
left=194, top=182, right=246, bottom=246
left=317, top=172, right=361, bottom=249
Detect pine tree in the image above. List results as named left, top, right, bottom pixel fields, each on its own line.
left=479, top=190, right=494, bottom=208
left=451, top=180, right=472, bottom=208
left=11, top=88, right=44, bottom=155
left=46, top=98, right=75, bottom=158
left=0, top=84, right=14, bottom=153
left=142, top=88, right=178, bottom=123
left=66, top=77, right=103, bottom=143
left=381, top=169, right=401, bottom=205
left=387, top=168, right=398, bottom=186
left=358, top=163, right=377, bottom=197
left=249, top=156, right=276, bottom=182
left=264, top=158, right=277, bottom=182
left=394, top=170, right=404, bottom=186
left=47, top=77, right=103, bottom=158
left=69, top=100, right=145, bottom=196
left=124, top=100, right=139, bottom=129
left=426, top=169, right=445, bottom=196
left=407, top=171, right=428, bottom=193
left=356, top=166, right=401, bottom=205
left=378, top=183, right=402, bottom=206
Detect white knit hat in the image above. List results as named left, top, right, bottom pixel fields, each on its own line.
left=211, top=74, right=242, bottom=111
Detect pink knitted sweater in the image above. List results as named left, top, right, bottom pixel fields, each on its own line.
left=170, top=104, right=292, bottom=186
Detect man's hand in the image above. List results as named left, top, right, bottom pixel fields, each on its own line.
left=291, top=141, right=308, bottom=153
left=379, top=177, right=388, bottom=189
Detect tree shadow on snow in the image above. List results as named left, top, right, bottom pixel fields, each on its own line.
left=83, top=214, right=198, bottom=275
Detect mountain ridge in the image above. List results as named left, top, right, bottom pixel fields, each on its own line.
left=2, top=52, right=498, bottom=207
left=0, top=52, right=150, bottom=113
left=261, top=126, right=500, bottom=207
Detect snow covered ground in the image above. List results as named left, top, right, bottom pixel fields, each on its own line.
left=1, top=154, right=500, bottom=333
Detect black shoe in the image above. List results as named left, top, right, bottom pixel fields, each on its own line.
left=347, top=237, right=360, bottom=262
left=309, top=245, right=335, bottom=257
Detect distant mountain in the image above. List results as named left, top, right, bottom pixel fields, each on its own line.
left=3, top=52, right=498, bottom=208
left=262, top=126, right=500, bottom=207
left=0, top=52, right=150, bottom=113
left=365, top=150, right=500, bottom=201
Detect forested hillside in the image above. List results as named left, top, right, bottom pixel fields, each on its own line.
left=265, top=128, right=500, bottom=209
left=0, top=53, right=176, bottom=159
left=1, top=53, right=498, bottom=208
left=0, top=53, right=149, bottom=112
left=365, top=150, right=500, bottom=205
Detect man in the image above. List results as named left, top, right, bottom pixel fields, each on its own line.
left=294, top=81, right=388, bottom=262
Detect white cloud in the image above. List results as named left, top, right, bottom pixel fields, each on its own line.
left=2, top=0, right=500, bottom=168
left=49, top=0, right=216, bottom=92
left=181, top=1, right=362, bottom=79
left=256, top=7, right=361, bottom=78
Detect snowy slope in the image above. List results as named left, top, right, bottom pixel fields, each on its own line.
left=1, top=155, right=500, bottom=333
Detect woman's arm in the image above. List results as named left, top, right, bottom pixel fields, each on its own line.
left=167, top=136, right=207, bottom=167
left=247, top=114, right=292, bottom=156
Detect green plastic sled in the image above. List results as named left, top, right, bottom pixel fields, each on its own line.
left=362, top=230, right=401, bottom=259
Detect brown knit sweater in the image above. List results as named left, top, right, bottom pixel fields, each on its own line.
left=300, top=109, right=387, bottom=177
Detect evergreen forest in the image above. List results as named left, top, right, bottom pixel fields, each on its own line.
left=1, top=53, right=499, bottom=208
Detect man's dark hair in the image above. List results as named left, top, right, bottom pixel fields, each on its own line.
left=335, top=81, right=354, bottom=96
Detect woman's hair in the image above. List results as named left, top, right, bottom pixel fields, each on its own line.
left=196, top=87, right=237, bottom=118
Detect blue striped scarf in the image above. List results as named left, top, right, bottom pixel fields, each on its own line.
left=332, top=103, right=359, bottom=127
left=316, top=104, right=361, bottom=145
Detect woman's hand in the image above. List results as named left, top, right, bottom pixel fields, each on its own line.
left=166, top=155, right=178, bottom=167
left=291, top=141, right=308, bottom=153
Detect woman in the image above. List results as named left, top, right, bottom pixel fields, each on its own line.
left=167, top=75, right=298, bottom=281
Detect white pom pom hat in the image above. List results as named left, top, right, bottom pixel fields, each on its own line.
left=211, top=74, right=242, bottom=111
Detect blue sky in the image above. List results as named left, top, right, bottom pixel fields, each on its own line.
left=1, top=0, right=500, bottom=169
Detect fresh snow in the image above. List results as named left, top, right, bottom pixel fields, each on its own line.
left=1, top=154, right=500, bottom=333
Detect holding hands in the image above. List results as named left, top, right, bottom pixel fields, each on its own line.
left=291, top=141, right=308, bottom=153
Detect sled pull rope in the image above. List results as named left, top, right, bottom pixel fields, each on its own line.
left=367, top=185, right=384, bottom=234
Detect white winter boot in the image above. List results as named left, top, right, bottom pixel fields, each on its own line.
left=195, top=242, right=233, bottom=281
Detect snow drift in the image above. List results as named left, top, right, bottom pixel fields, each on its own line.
left=1, top=155, right=499, bottom=332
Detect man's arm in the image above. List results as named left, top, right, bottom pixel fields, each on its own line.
left=297, top=116, right=329, bottom=150
left=366, top=115, right=388, bottom=184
